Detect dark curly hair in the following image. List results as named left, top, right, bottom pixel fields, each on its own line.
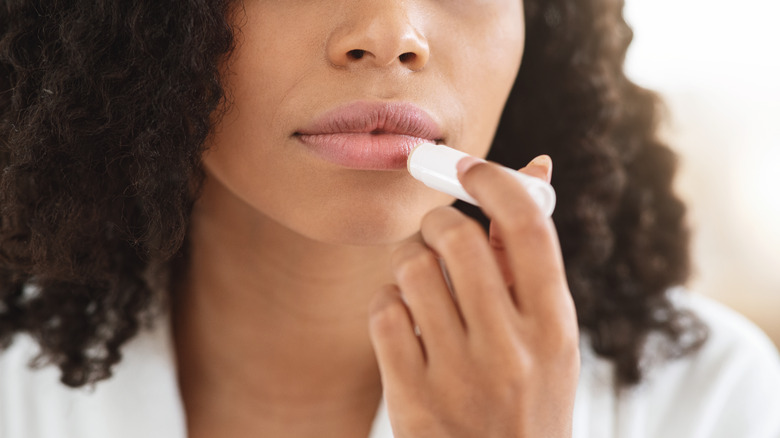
left=0, top=0, right=706, bottom=388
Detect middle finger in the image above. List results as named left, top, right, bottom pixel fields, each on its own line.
left=420, top=206, right=517, bottom=338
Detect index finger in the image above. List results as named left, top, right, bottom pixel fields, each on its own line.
left=456, top=158, right=571, bottom=318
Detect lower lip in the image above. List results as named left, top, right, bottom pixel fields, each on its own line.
left=295, top=133, right=431, bottom=170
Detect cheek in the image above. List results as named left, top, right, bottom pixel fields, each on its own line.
left=219, top=0, right=340, bottom=151
left=200, top=6, right=322, bottom=222
left=438, top=5, right=525, bottom=158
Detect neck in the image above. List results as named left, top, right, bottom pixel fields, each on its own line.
left=173, top=176, right=411, bottom=433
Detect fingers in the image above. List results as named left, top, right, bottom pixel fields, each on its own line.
left=390, top=241, right=466, bottom=362
left=488, top=156, right=553, bottom=288
left=457, top=157, right=571, bottom=319
left=419, top=207, right=516, bottom=337
left=368, top=284, right=425, bottom=385
left=520, top=155, right=552, bottom=183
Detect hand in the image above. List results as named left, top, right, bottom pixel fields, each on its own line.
left=369, top=156, right=580, bottom=438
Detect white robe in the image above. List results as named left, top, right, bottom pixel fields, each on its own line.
left=2, top=290, right=779, bottom=438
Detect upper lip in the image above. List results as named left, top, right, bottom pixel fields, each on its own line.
left=295, top=101, right=444, bottom=141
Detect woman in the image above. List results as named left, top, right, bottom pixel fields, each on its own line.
left=1, top=0, right=779, bottom=437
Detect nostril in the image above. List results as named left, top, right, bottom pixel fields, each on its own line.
left=347, top=49, right=365, bottom=60
left=398, top=52, right=415, bottom=63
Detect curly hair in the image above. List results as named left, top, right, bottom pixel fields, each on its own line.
left=0, top=0, right=706, bottom=388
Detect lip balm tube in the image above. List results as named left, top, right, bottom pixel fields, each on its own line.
left=407, top=143, right=556, bottom=217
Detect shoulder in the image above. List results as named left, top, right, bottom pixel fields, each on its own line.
left=651, top=291, right=780, bottom=436
left=663, top=289, right=780, bottom=405
left=575, top=290, right=780, bottom=438
left=0, top=317, right=186, bottom=438
left=679, top=290, right=780, bottom=364
left=0, top=334, right=77, bottom=437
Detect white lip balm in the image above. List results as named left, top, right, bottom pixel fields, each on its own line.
left=407, top=143, right=556, bottom=217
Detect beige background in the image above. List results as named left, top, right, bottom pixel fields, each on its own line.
left=624, top=0, right=780, bottom=348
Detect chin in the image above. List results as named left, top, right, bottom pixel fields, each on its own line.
left=286, top=191, right=453, bottom=247
left=313, top=220, right=418, bottom=247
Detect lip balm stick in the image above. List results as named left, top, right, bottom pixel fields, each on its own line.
left=407, top=143, right=556, bottom=217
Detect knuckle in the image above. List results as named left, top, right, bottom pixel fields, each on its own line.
left=424, top=210, right=485, bottom=254
left=550, top=327, right=580, bottom=354
left=467, top=353, right=529, bottom=405
left=420, top=205, right=456, bottom=230
left=369, top=299, right=409, bottom=336
left=502, top=208, right=548, bottom=237
left=391, top=243, right=438, bottom=283
left=536, top=318, right=580, bottom=361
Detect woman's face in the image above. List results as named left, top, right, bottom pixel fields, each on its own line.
left=203, top=0, right=525, bottom=245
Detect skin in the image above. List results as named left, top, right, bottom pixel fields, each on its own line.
left=173, top=0, right=579, bottom=437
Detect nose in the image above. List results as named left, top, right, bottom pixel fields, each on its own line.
left=326, top=2, right=430, bottom=71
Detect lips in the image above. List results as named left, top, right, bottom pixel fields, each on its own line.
left=294, top=101, right=444, bottom=170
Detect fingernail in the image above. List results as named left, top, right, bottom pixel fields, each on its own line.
left=529, top=155, right=552, bottom=168
left=529, top=155, right=552, bottom=181
left=456, top=156, right=484, bottom=176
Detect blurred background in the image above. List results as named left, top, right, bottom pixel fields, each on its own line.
left=623, top=0, right=780, bottom=348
